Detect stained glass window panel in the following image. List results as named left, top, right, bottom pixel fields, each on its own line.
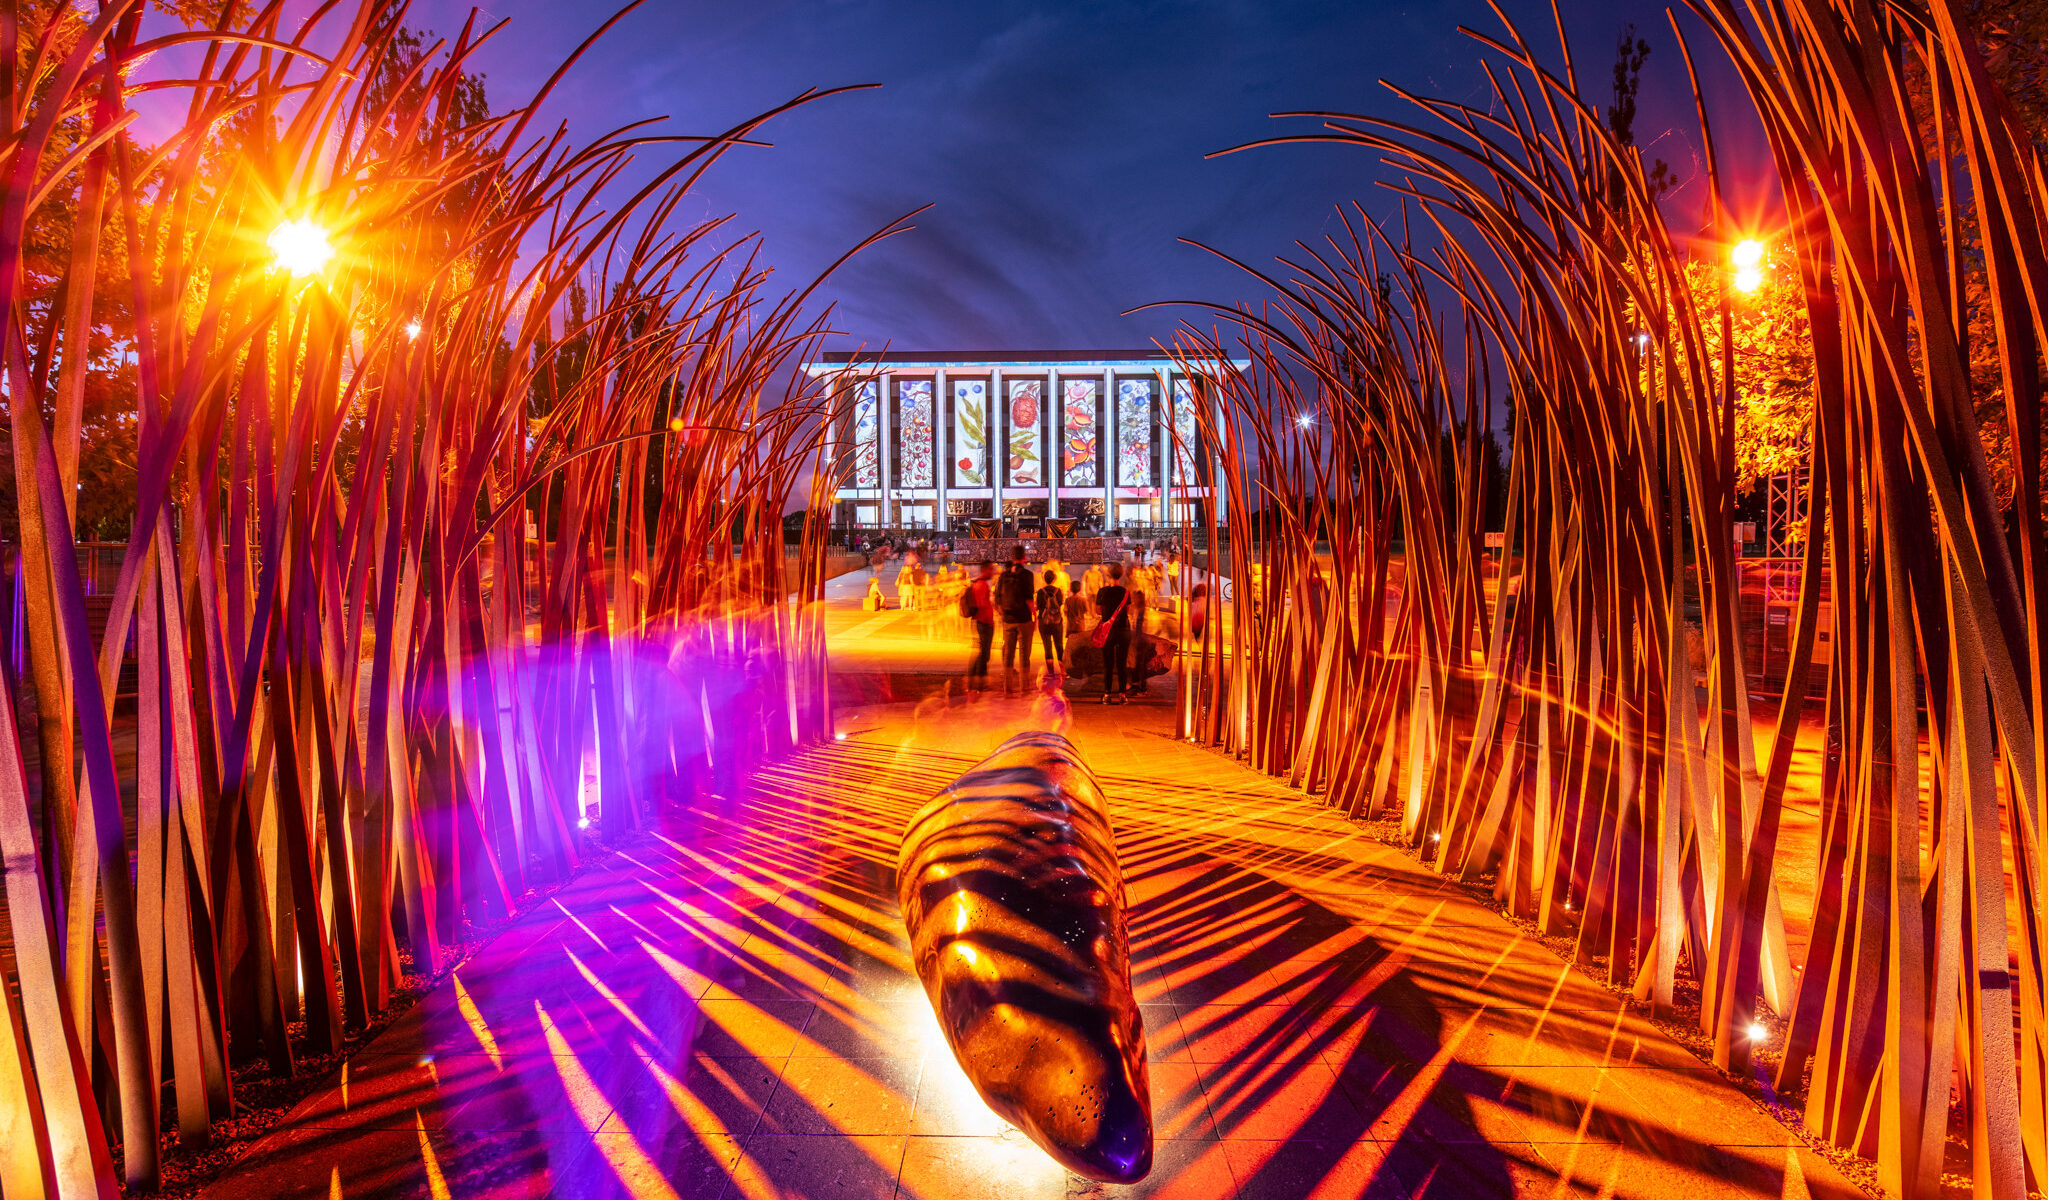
left=1116, top=379, right=1154, bottom=487
left=1061, top=379, right=1098, bottom=487
left=1172, top=379, right=1199, bottom=485
left=1007, top=380, right=1044, bottom=486
left=953, top=380, right=988, bottom=486
left=851, top=379, right=880, bottom=487
left=897, top=379, right=935, bottom=487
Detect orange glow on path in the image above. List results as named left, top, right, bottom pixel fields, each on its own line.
left=194, top=611, right=1863, bottom=1198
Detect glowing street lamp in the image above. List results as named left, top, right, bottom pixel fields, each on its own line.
left=1731, top=238, right=1764, bottom=294
left=268, top=217, right=335, bottom=277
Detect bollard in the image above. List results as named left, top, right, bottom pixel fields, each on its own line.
left=897, top=730, right=1153, bottom=1182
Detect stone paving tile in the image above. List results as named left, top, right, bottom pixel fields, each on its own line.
left=1136, top=1003, right=1191, bottom=1064
left=1522, top=1139, right=1868, bottom=1200
left=548, top=1128, right=743, bottom=1200
left=443, top=1049, right=623, bottom=1135
left=689, top=997, right=819, bottom=1058
left=1194, top=1055, right=1375, bottom=1143
left=732, top=1131, right=907, bottom=1198
left=1218, top=1138, right=1406, bottom=1200
left=199, top=662, right=1868, bottom=1199
left=799, top=997, right=939, bottom=1061
left=1148, top=1061, right=1221, bottom=1142
left=1375, top=1137, right=1603, bottom=1198
left=598, top=1051, right=787, bottom=1144
left=763, top=1053, right=923, bottom=1136
left=895, top=1131, right=1072, bottom=1199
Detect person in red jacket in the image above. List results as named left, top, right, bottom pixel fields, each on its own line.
left=965, top=561, right=997, bottom=693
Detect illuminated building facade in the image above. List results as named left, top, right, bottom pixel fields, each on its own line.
left=806, top=350, right=1244, bottom=533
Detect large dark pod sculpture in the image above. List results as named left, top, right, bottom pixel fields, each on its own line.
left=898, top=730, right=1153, bottom=1182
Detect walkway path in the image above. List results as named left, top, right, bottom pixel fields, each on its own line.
left=201, top=609, right=1863, bottom=1200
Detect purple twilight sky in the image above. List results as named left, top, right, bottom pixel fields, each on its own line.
left=403, top=0, right=1754, bottom=354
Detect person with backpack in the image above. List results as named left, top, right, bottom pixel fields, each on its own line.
left=994, top=545, right=1036, bottom=694
left=963, top=561, right=997, bottom=693
left=1094, top=563, right=1133, bottom=703
left=1035, top=569, right=1066, bottom=677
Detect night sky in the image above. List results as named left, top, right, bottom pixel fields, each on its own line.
left=410, top=0, right=1743, bottom=352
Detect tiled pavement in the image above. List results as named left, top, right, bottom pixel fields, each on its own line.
left=202, top=658, right=1863, bottom=1199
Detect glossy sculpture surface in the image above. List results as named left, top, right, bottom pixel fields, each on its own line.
left=898, top=731, right=1153, bottom=1182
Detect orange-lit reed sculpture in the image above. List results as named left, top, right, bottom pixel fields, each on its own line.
left=1157, top=2, right=2046, bottom=1195
left=898, top=731, right=1153, bottom=1182
left=0, top=3, right=899, bottom=1193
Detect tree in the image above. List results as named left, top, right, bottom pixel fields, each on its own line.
left=1709, top=243, right=1816, bottom=495
left=1903, top=0, right=2048, bottom=517
left=1606, top=25, right=1674, bottom=203
left=1625, top=241, right=1817, bottom=501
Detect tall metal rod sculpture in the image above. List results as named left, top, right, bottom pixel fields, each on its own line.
left=899, top=731, right=1154, bottom=1183
left=1155, top=2, right=2047, bottom=1195
left=0, top=4, right=900, bottom=1192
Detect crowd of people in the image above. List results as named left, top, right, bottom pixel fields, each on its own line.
left=849, top=535, right=1204, bottom=702
left=950, top=546, right=1181, bottom=702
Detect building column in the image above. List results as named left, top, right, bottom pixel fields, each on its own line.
left=824, top=368, right=843, bottom=527
left=1209, top=373, right=1227, bottom=523
left=990, top=367, right=1004, bottom=532
left=1101, top=366, right=1114, bottom=533
left=1157, top=369, right=1170, bottom=527
left=934, top=367, right=949, bottom=533
left=1047, top=371, right=1061, bottom=527
left=879, top=371, right=894, bottom=527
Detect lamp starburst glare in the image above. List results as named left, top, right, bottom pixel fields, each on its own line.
left=268, top=217, right=335, bottom=277
left=1731, top=239, right=1764, bottom=294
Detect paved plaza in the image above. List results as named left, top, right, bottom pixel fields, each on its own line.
left=201, top=601, right=1864, bottom=1199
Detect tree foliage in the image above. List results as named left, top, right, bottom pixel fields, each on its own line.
left=1694, top=245, right=1814, bottom=496
left=2, top=9, right=489, bottom=542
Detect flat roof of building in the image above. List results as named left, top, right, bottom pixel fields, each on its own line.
left=806, top=349, right=1248, bottom=372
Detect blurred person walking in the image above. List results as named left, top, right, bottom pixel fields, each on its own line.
left=995, top=545, right=1036, bottom=694
left=1063, top=579, right=1089, bottom=680
left=964, top=561, right=997, bottom=693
